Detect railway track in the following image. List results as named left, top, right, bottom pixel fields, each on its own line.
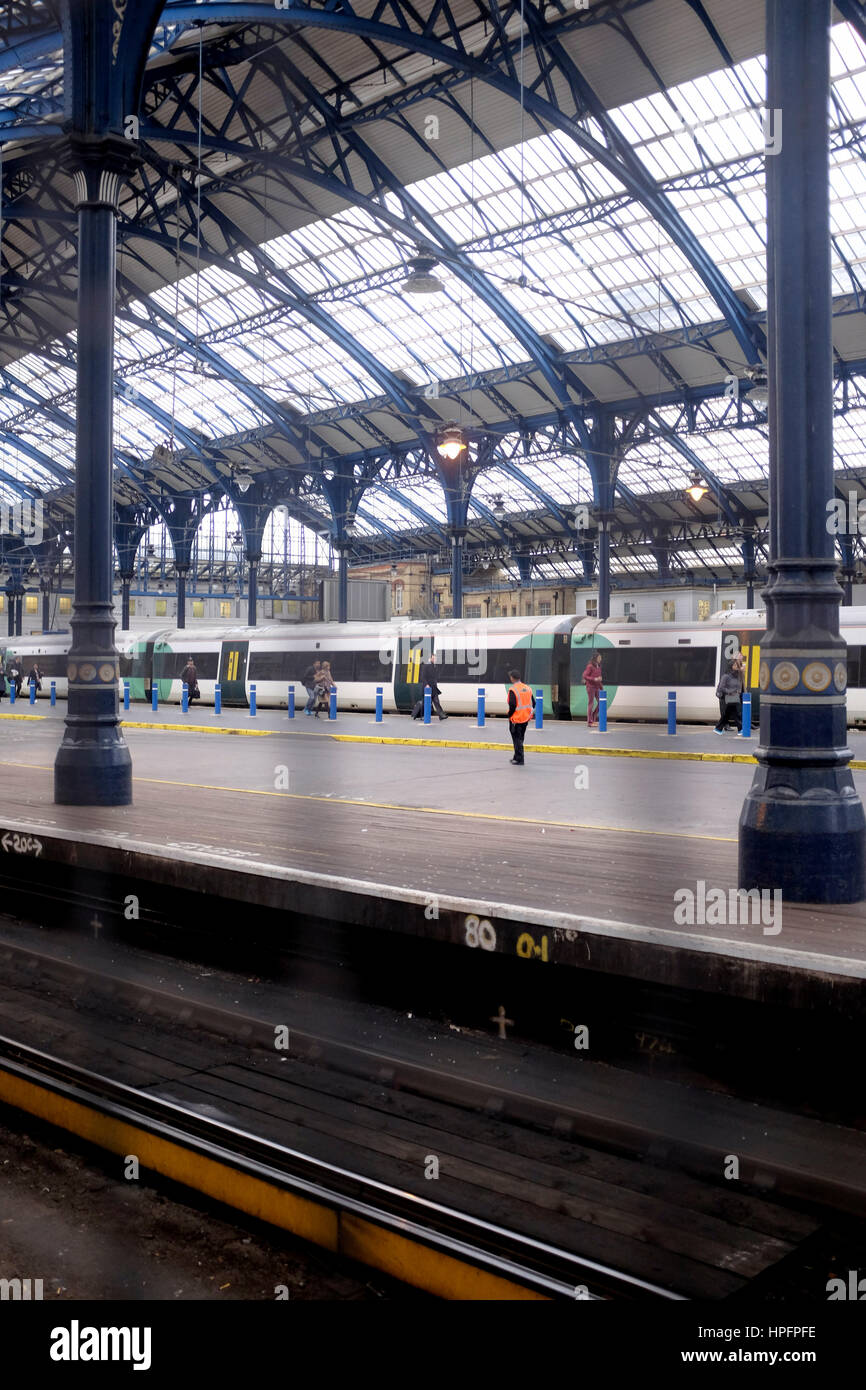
left=0, top=926, right=854, bottom=1300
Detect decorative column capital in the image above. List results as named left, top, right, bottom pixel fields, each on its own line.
left=62, top=134, right=137, bottom=211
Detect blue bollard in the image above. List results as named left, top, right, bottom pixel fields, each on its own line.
left=423, top=684, right=432, bottom=724
left=288, top=685, right=295, bottom=719
left=477, top=687, right=485, bottom=727
left=535, top=689, right=543, bottom=729
left=375, top=686, right=383, bottom=722
left=667, top=690, right=676, bottom=736
left=50, top=680, right=56, bottom=708
left=182, top=682, right=189, bottom=714
left=123, top=681, right=129, bottom=712
left=29, top=678, right=36, bottom=705
left=598, top=688, right=607, bottom=733
left=9, top=680, right=14, bottom=706
left=214, top=683, right=222, bottom=715
left=152, top=685, right=158, bottom=714
left=250, top=683, right=257, bottom=717
left=741, top=691, right=752, bottom=737
left=329, top=686, right=337, bottom=720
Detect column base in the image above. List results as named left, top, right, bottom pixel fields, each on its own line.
left=739, top=777, right=866, bottom=903
left=54, top=738, right=133, bottom=806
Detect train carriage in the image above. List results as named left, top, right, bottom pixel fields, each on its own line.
left=5, top=607, right=866, bottom=725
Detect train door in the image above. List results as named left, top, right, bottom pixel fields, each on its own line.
left=552, top=629, right=571, bottom=718
left=723, top=628, right=763, bottom=723
left=393, top=634, right=431, bottom=712
left=219, top=640, right=250, bottom=706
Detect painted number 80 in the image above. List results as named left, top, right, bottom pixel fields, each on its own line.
left=464, top=915, right=496, bottom=950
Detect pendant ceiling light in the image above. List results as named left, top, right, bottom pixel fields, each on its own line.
left=403, top=255, right=445, bottom=295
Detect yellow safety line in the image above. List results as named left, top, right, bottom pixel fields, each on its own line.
left=324, top=731, right=760, bottom=765
left=121, top=720, right=272, bottom=737
left=0, top=711, right=46, bottom=721
left=0, top=759, right=739, bottom=841
left=0, top=1067, right=543, bottom=1301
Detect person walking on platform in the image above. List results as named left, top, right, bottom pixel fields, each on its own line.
left=302, top=659, right=322, bottom=716
left=27, top=663, right=43, bottom=694
left=715, top=662, right=742, bottom=734
left=0, top=669, right=5, bottom=703
left=8, top=658, right=22, bottom=699
left=507, top=668, right=533, bottom=765
left=730, top=650, right=745, bottom=724
left=412, top=653, right=447, bottom=721
left=582, top=650, right=603, bottom=729
left=180, top=657, right=199, bottom=704
left=312, top=661, right=333, bottom=719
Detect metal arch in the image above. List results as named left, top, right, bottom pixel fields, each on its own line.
left=123, top=212, right=431, bottom=443
left=0, top=428, right=76, bottom=486
left=652, top=423, right=747, bottom=528
left=167, top=1, right=764, bottom=366
left=0, top=468, right=38, bottom=499
left=494, top=458, right=570, bottom=531
left=360, top=481, right=447, bottom=539
left=139, top=129, right=572, bottom=423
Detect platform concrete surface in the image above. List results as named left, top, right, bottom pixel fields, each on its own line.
left=1, top=715, right=866, bottom=1006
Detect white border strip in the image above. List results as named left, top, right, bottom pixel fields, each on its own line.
left=2, top=817, right=864, bottom=981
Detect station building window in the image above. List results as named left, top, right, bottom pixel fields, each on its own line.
left=585, top=599, right=598, bottom=616
left=624, top=600, right=637, bottom=618
left=697, top=598, right=710, bottom=620
left=394, top=584, right=403, bottom=613
left=59, top=596, right=71, bottom=614
left=662, top=600, right=676, bottom=621
left=128, top=598, right=136, bottom=616
left=219, top=600, right=231, bottom=619
left=192, top=599, right=205, bottom=619
left=0, top=597, right=4, bottom=613
left=539, top=601, right=551, bottom=615
left=273, top=600, right=283, bottom=614
left=465, top=604, right=482, bottom=618
left=155, top=598, right=167, bottom=617
left=512, top=606, right=517, bottom=616
left=24, top=595, right=37, bottom=614
left=721, top=599, right=736, bottom=611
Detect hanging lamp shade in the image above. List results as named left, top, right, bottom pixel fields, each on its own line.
left=403, top=256, right=445, bottom=295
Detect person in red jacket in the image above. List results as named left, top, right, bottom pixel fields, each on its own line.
left=582, top=650, right=603, bottom=729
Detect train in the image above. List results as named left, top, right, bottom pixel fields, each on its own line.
left=4, top=607, right=866, bottom=722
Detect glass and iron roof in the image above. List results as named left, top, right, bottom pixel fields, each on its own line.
left=3, top=4, right=866, bottom=582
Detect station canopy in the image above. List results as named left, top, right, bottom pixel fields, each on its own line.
left=2, top=1, right=866, bottom=584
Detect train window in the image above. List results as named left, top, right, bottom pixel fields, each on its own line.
left=320, top=651, right=355, bottom=681
left=13, top=653, right=67, bottom=677
left=354, top=650, right=392, bottom=681
left=248, top=651, right=290, bottom=681
left=847, top=646, right=862, bottom=688
left=154, top=651, right=219, bottom=679
left=592, top=647, right=716, bottom=685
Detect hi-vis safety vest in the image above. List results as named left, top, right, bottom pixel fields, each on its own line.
left=510, top=681, right=533, bottom=723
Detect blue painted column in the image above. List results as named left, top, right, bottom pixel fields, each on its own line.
left=741, top=531, right=757, bottom=610
left=119, top=571, right=134, bottom=631
left=337, top=542, right=349, bottom=624
left=54, top=146, right=132, bottom=806
left=246, top=553, right=259, bottom=627
left=176, top=563, right=190, bottom=630
left=739, top=0, right=865, bottom=902
left=586, top=414, right=616, bottom=622
left=5, top=581, right=15, bottom=638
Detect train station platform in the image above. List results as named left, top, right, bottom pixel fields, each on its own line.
left=0, top=714, right=865, bottom=1011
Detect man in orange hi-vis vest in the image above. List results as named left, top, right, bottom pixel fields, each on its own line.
left=507, top=668, right=533, bottom=765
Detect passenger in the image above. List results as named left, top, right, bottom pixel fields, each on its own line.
left=730, top=651, right=746, bottom=723
left=507, top=667, right=533, bottom=765
left=312, top=662, right=333, bottom=719
left=302, top=659, right=322, bottom=716
left=0, top=668, right=5, bottom=702
left=715, top=662, right=743, bottom=734
left=180, top=657, right=199, bottom=704
left=582, top=650, right=603, bottom=729
left=9, top=659, right=22, bottom=698
left=27, top=663, right=43, bottom=694
left=411, top=653, right=448, bottom=721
